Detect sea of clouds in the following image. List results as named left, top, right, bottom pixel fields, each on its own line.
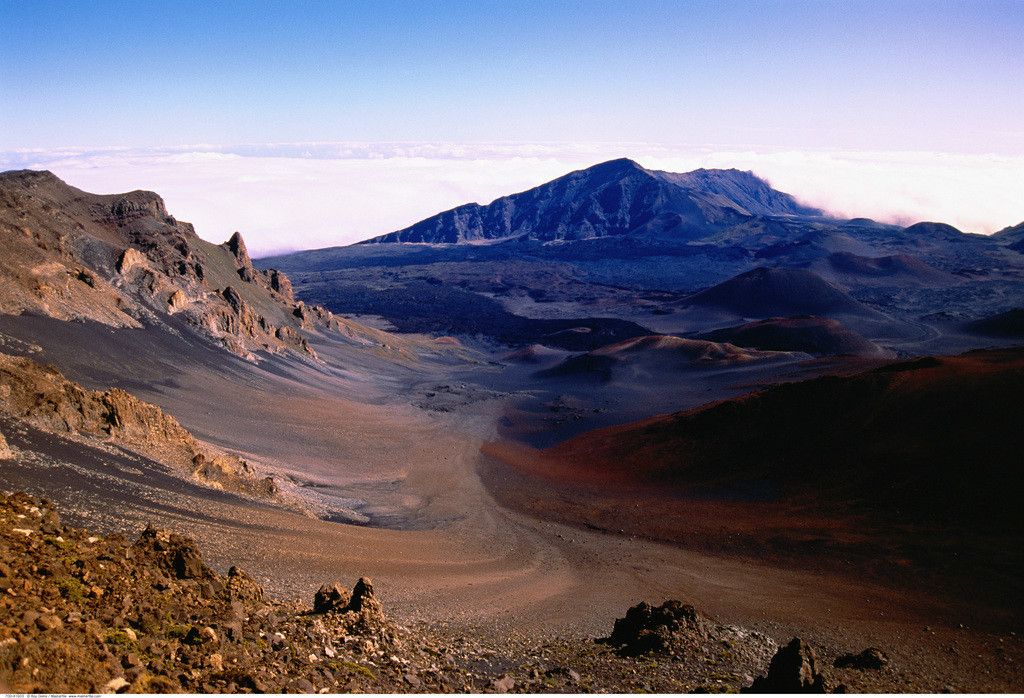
left=2, top=142, right=1022, bottom=257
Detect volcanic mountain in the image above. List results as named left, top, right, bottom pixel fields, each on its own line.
left=681, top=267, right=874, bottom=318
left=824, top=251, right=957, bottom=286
left=363, top=159, right=822, bottom=244
left=536, top=335, right=793, bottom=383
left=965, top=308, right=1024, bottom=338
left=698, top=316, right=883, bottom=356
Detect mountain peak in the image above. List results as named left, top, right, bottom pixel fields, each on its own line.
left=587, top=157, right=646, bottom=175
left=0, top=168, right=59, bottom=181
left=362, top=160, right=820, bottom=244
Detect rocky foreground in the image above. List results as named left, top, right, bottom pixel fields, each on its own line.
left=0, top=492, right=929, bottom=694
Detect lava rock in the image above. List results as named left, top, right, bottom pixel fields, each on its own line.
left=604, top=599, right=705, bottom=656
left=835, top=647, right=889, bottom=670
left=313, top=582, right=350, bottom=613
left=745, top=637, right=827, bottom=693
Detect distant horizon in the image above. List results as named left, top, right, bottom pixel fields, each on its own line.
left=2, top=142, right=1023, bottom=256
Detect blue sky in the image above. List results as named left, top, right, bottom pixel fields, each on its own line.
left=2, top=1, right=1023, bottom=253
left=3, top=0, right=1022, bottom=152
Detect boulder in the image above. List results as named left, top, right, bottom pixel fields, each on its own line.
left=604, top=599, right=705, bottom=656
left=167, top=289, right=188, bottom=313
left=116, top=248, right=149, bottom=275
left=313, top=582, right=350, bottom=613
left=133, top=525, right=213, bottom=580
left=746, top=637, right=827, bottom=693
left=0, top=430, right=12, bottom=460
left=835, top=647, right=888, bottom=670
left=349, top=577, right=384, bottom=621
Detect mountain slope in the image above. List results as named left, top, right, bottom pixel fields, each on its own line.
left=362, top=159, right=821, bottom=244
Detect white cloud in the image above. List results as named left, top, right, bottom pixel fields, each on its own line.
left=2, top=143, right=1022, bottom=256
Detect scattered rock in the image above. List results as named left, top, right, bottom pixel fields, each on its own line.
left=227, top=565, right=264, bottom=603
left=745, top=637, right=827, bottom=693
left=292, top=677, right=316, bottom=693
left=134, top=525, right=212, bottom=580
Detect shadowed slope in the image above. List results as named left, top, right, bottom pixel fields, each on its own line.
left=966, top=308, right=1024, bottom=338
left=540, top=348, right=1024, bottom=526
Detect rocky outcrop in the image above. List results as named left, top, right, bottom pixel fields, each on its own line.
left=313, top=582, right=351, bottom=613
left=746, top=638, right=827, bottom=693
left=312, top=578, right=385, bottom=627
left=223, top=231, right=256, bottom=282
left=267, top=269, right=295, bottom=302
left=110, top=192, right=168, bottom=221
left=0, top=352, right=276, bottom=497
left=0, top=430, right=11, bottom=460
left=221, top=287, right=258, bottom=336
left=0, top=171, right=347, bottom=362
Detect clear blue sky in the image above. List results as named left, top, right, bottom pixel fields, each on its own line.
left=2, top=0, right=1022, bottom=153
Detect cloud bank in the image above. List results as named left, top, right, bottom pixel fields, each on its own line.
left=3, top=143, right=1022, bottom=257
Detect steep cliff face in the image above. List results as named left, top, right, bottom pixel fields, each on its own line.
left=363, top=159, right=821, bottom=244
left=0, top=170, right=346, bottom=361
